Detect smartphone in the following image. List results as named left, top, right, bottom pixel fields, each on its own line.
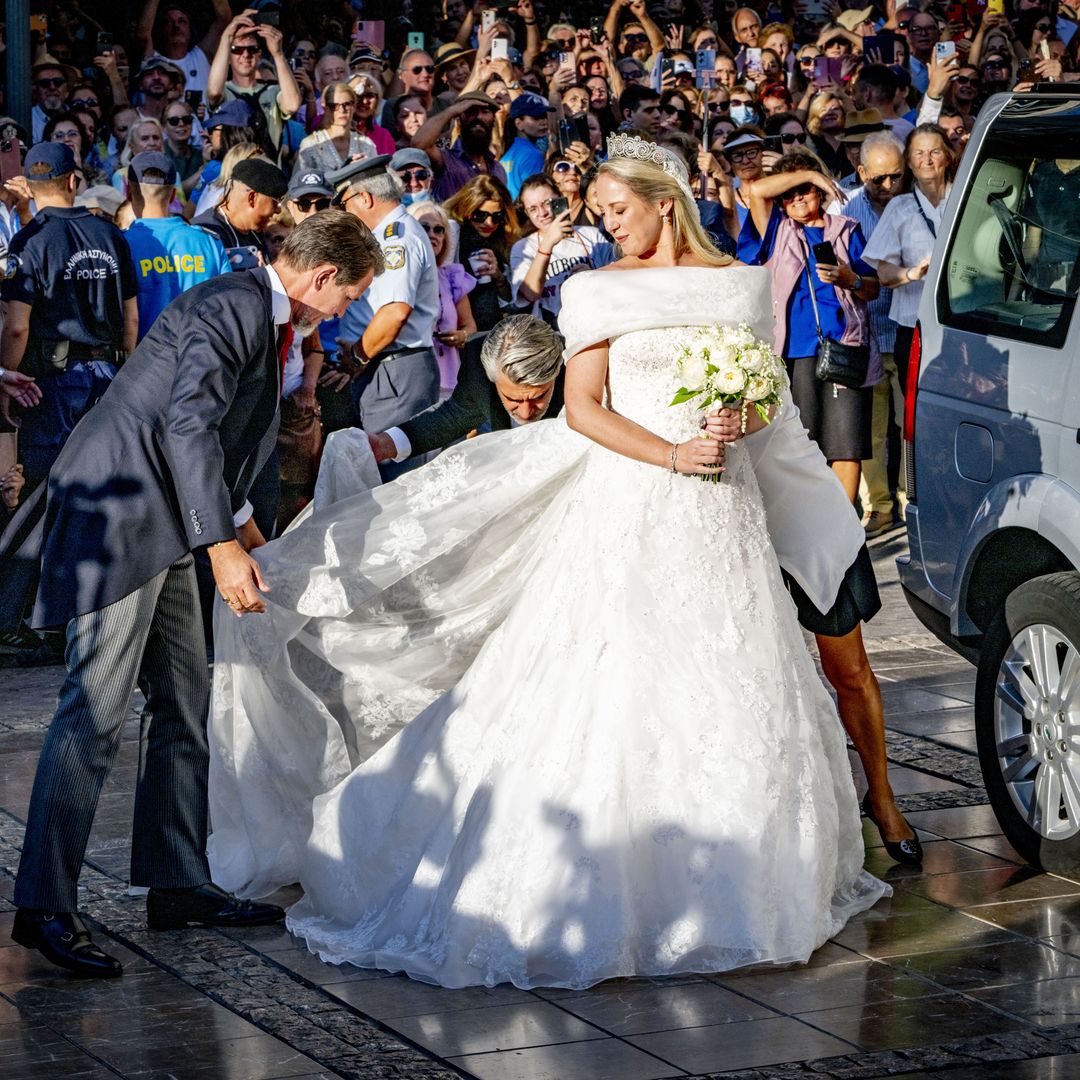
left=744, top=47, right=763, bottom=78
left=986, top=0, right=1005, bottom=13
left=184, top=90, right=202, bottom=107
left=763, top=135, right=784, bottom=154
left=1039, top=39, right=1052, bottom=59
left=812, top=56, right=831, bottom=86
left=29, top=14, right=48, bottom=33
left=355, top=20, right=386, bottom=50
left=491, top=38, right=509, bottom=61
left=935, top=40, right=957, bottom=62
left=549, top=196, right=570, bottom=218
left=408, top=31, right=425, bottom=50
left=812, top=240, right=838, bottom=266
left=571, top=112, right=591, bottom=146
left=696, top=49, right=716, bottom=74
left=559, top=51, right=576, bottom=73
left=225, top=246, right=263, bottom=271
left=1017, top=57, right=1038, bottom=81
left=481, top=10, right=497, bottom=31
left=252, top=10, right=280, bottom=28
left=96, top=31, right=113, bottom=54
left=861, top=34, right=897, bottom=65
left=589, top=17, right=606, bottom=42
left=0, top=135, right=21, bottom=185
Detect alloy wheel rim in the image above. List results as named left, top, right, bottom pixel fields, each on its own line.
left=994, top=623, right=1080, bottom=841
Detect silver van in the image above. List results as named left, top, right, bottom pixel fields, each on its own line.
left=899, top=89, right=1080, bottom=871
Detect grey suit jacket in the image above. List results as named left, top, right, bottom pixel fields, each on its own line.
left=32, top=268, right=281, bottom=627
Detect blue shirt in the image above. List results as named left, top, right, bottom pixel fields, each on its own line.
left=124, top=217, right=232, bottom=340
left=499, top=136, right=546, bottom=201
left=744, top=206, right=873, bottom=359
left=339, top=204, right=439, bottom=350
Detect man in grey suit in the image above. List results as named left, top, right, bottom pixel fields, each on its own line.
left=12, top=211, right=382, bottom=978
left=367, top=315, right=565, bottom=466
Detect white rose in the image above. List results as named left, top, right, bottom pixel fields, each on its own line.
left=741, top=348, right=764, bottom=373
left=745, top=375, right=772, bottom=401
left=714, top=344, right=737, bottom=367
left=717, top=367, right=747, bottom=395
left=681, top=352, right=709, bottom=389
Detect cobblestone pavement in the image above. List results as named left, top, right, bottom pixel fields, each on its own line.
left=4, top=533, right=1080, bottom=1079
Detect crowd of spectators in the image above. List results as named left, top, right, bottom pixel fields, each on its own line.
left=1, top=0, right=1077, bottom=657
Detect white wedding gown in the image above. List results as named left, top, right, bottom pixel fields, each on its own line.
left=208, top=266, right=889, bottom=990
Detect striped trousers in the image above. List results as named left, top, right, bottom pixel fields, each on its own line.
left=14, top=554, right=212, bottom=912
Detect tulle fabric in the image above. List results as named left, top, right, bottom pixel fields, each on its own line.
left=207, top=267, right=889, bottom=990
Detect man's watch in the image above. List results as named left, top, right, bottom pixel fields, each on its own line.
left=507, top=80, right=521, bottom=89
left=850, top=274, right=863, bottom=292
left=350, top=340, right=372, bottom=369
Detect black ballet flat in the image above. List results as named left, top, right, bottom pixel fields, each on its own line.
left=862, top=792, right=923, bottom=866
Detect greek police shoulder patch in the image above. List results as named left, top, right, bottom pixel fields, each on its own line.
left=384, top=245, right=406, bottom=270
left=384, top=221, right=405, bottom=240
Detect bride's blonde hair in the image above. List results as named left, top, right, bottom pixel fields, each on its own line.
left=597, top=156, right=733, bottom=267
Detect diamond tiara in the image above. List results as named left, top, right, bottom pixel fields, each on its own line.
left=605, top=132, right=695, bottom=203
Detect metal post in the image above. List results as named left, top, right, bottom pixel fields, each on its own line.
left=7, top=0, right=33, bottom=132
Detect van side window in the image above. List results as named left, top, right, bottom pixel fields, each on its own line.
left=942, top=140, right=1080, bottom=348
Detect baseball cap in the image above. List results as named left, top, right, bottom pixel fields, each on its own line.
left=75, top=185, right=125, bottom=217
left=128, top=150, right=178, bottom=185
left=23, top=142, right=76, bottom=180
left=509, top=92, right=549, bottom=119
left=837, top=6, right=874, bottom=31
left=390, top=148, right=431, bottom=172
left=722, top=133, right=764, bottom=153
left=205, top=100, right=254, bottom=130
left=288, top=169, right=334, bottom=199
left=138, top=56, right=183, bottom=80
left=836, top=108, right=886, bottom=144
left=231, top=158, right=288, bottom=200
left=349, top=44, right=384, bottom=68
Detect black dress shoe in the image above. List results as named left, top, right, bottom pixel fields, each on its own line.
left=146, top=882, right=285, bottom=931
left=11, top=909, right=123, bottom=978
left=862, top=792, right=924, bottom=866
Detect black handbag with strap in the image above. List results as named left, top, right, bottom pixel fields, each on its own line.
left=801, top=234, right=869, bottom=392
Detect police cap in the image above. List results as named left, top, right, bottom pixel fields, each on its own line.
left=24, top=142, right=76, bottom=181
left=327, top=154, right=392, bottom=194
left=231, top=158, right=288, bottom=201
left=288, top=170, right=334, bottom=200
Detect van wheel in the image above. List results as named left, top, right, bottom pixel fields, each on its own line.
left=975, top=572, right=1080, bottom=871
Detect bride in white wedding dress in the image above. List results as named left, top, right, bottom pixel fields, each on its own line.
left=207, top=139, right=889, bottom=990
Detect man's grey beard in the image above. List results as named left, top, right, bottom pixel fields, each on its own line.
left=291, top=317, right=320, bottom=339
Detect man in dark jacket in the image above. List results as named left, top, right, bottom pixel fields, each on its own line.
left=11, top=211, right=382, bottom=979
left=368, top=315, right=564, bottom=464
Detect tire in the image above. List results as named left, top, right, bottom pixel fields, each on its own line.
left=975, top=571, right=1080, bottom=872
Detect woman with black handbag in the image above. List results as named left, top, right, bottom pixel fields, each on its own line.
left=743, top=149, right=880, bottom=503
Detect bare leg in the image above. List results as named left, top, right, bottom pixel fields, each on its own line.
left=830, top=459, right=861, bottom=504
left=817, top=624, right=915, bottom=844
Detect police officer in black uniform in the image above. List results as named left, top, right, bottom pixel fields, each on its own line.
left=1, top=143, right=138, bottom=491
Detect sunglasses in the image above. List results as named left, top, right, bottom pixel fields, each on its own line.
left=231, top=44, right=261, bottom=56
left=410, top=64, right=435, bottom=75
left=868, top=171, right=904, bottom=185
left=708, top=101, right=730, bottom=112
left=554, top=37, right=575, bottom=48
left=662, top=104, right=688, bottom=117
left=552, top=161, right=576, bottom=173
left=954, top=75, right=980, bottom=85
left=399, top=167, right=431, bottom=182
left=1036, top=21, right=1051, bottom=30
left=470, top=209, right=506, bottom=225
left=165, top=114, right=193, bottom=126
left=781, top=182, right=817, bottom=200
left=71, top=98, right=99, bottom=109
left=799, top=54, right=819, bottom=64
left=294, top=196, right=331, bottom=212
left=36, top=77, right=66, bottom=89
left=779, top=131, right=807, bottom=144
left=622, top=33, right=648, bottom=44
left=421, top=222, right=446, bottom=235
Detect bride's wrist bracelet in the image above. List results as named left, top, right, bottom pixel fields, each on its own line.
left=669, top=443, right=679, bottom=473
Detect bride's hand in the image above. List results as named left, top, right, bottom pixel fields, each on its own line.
left=702, top=408, right=743, bottom=442
left=674, top=437, right=725, bottom=476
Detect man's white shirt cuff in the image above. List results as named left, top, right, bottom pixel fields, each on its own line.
left=386, top=427, right=412, bottom=462
left=233, top=501, right=254, bottom=528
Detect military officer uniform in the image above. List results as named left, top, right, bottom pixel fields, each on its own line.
left=332, top=157, right=440, bottom=439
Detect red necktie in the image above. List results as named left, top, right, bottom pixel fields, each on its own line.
left=276, top=323, right=294, bottom=388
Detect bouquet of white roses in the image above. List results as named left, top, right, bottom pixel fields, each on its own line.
left=669, top=323, right=786, bottom=438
